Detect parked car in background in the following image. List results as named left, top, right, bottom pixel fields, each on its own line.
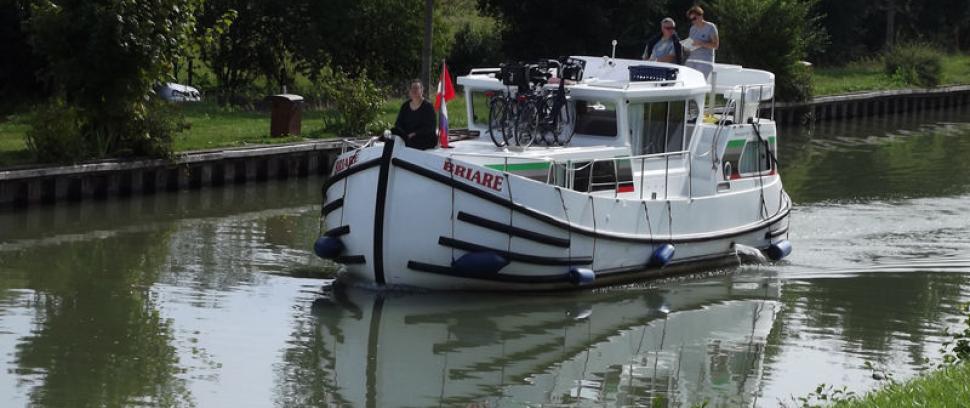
left=157, top=82, right=201, bottom=102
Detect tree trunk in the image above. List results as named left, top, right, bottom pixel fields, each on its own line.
left=885, top=0, right=895, bottom=50
left=421, top=0, right=434, bottom=97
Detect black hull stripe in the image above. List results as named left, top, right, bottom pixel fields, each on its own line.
left=335, top=255, right=366, bottom=264
left=438, top=236, right=592, bottom=266
left=323, top=157, right=382, bottom=192
left=372, top=141, right=395, bottom=285
left=767, top=224, right=789, bottom=238
left=457, top=211, right=571, bottom=248
left=408, top=261, right=572, bottom=283
left=324, top=225, right=351, bottom=237
left=392, top=157, right=790, bottom=244
left=408, top=252, right=744, bottom=286
left=322, top=198, right=344, bottom=216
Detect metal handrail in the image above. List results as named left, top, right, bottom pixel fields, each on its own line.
left=547, top=151, right=693, bottom=199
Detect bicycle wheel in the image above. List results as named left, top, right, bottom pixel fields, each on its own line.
left=513, top=100, right=539, bottom=147
left=487, top=97, right=508, bottom=147
left=555, top=99, right=576, bottom=146
left=501, top=100, right=517, bottom=146
left=540, top=96, right=562, bottom=145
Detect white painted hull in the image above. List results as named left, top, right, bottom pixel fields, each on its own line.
left=321, top=137, right=791, bottom=291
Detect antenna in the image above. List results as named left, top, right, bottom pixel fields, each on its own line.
left=611, top=40, right=618, bottom=59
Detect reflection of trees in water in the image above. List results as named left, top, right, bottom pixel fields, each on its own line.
left=766, top=273, right=968, bottom=369
left=159, top=209, right=323, bottom=295
left=2, top=228, right=193, bottom=407
left=273, top=296, right=355, bottom=407
left=780, top=109, right=970, bottom=203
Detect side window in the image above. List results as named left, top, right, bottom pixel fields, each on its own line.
left=637, top=100, right=689, bottom=155
left=665, top=100, right=686, bottom=152
left=738, top=141, right=772, bottom=176
left=469, top=90, right=492, bottom=128
left=574, top=100, right=617, bottom=137
left=684, top=100, right=699, bottom=150
left=571, top=160, right=634, bottom=192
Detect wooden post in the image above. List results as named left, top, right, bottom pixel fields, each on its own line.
left=421, top=0, right=434, bottom=96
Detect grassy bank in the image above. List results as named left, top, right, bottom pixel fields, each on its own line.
left=813, top=54, right=970, bottom=96
left=3, top=53, right=968, bottom=168
left=0, top=96, right=470, bottom=168
left=832, top=363, right=970, bottom=407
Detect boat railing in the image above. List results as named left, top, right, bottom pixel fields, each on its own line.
left=444, top=151, right=557, bottom=174
left=709, top=80, right=775, bottom=123
left=548, top=151, right=692, bottom=199
left=339, top=137, right=380, bottom=154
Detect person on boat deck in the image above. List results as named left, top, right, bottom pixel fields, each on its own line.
left=391, top=79, right=437, bottom=150
left=643, top=17, right=684, bottom=64
left=684, top=5, right=719, bottom=81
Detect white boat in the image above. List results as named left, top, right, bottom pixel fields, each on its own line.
left=314, top=57, right=792, bottom=290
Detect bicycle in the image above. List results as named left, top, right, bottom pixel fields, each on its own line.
left=487, top=62, right=530, bottom=147
left=521, top=58, right=585, bottom=146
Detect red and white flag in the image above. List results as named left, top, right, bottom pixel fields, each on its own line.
left=434, top=62, right=456, bottom=148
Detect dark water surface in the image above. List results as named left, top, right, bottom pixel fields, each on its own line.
left=3, top=106, right=970, bottom=407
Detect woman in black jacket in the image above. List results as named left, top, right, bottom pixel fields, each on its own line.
left=391, top=79, right=437, bottom=150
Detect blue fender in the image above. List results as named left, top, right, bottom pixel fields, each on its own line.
left=313, top=236, right=345, bottom=259
left=569, top=267, right=596, bottom=286
left=766, top=240, right=793, bottom=261
left=452, top=251, right=510, bottom=276
left=649, top=243, right=676, bottom=266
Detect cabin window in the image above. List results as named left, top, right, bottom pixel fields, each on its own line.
left=738, top=140, right=772, bottom=176
left=573, top=100, right=617, bottom=137
left=469, top=90, right=493, bottom=128
left=631, top=100, right=688, bottom=155
left=685, top=100, right=699, bottom=149
left=568, top=160, right=634, bottom=192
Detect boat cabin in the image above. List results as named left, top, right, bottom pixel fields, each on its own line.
left=450, top=56, right=776, bottom=200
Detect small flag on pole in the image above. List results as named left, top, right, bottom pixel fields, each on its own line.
left=435, top=61, right=456, bottom=148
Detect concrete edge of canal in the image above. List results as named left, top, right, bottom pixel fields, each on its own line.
left=0, top=139, right=351, bottom=209
left=3, top=85, right=970, bottom=209
left=772, top=84, right=970, bottom=125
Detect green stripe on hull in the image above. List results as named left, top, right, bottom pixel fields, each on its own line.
left=726, top=139, right=746, bottom=149
left=486, top=162, right=551, bottom=171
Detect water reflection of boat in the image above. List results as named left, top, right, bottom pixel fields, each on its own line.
left=309, top=277, right=780, bottom=407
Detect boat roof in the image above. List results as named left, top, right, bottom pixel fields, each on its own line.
left=457, top=56, right=775, bottom=102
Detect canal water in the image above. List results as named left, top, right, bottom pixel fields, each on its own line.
left=2, top=106, right=970, bottom=407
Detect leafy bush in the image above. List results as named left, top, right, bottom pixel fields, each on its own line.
left=713, top=0, right=828, bottom=102
left=317, top=69, right=384, bottom=137
left=25, top=100, right=188, bottom=164
left=25, top=101, right=86, bottom=163
left=884, top=43, right=944, bottom=88
left=117, top=101, right=189, bottom=159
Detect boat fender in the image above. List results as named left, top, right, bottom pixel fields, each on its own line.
left=569, top=268, right=596, bottom=286
left=313, top=236, right=345, bottom=259
left=766, top=240, right=793, bottom=261
left=452, top=251, right=510, bottom=276
left=649, top=244, right=676, bottom=266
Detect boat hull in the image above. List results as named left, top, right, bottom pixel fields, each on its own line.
left=321, top=139, right=791, bottom=291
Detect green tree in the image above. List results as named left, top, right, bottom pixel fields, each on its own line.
left=26, top=0, right=201, bottom=160
left=0, top=0, right=47, bottom=112
left=302, top=0, right=453, bottom=86
left=478, top=0, right=667, bottom=60
left=713, top=0, right=828, bottom=101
